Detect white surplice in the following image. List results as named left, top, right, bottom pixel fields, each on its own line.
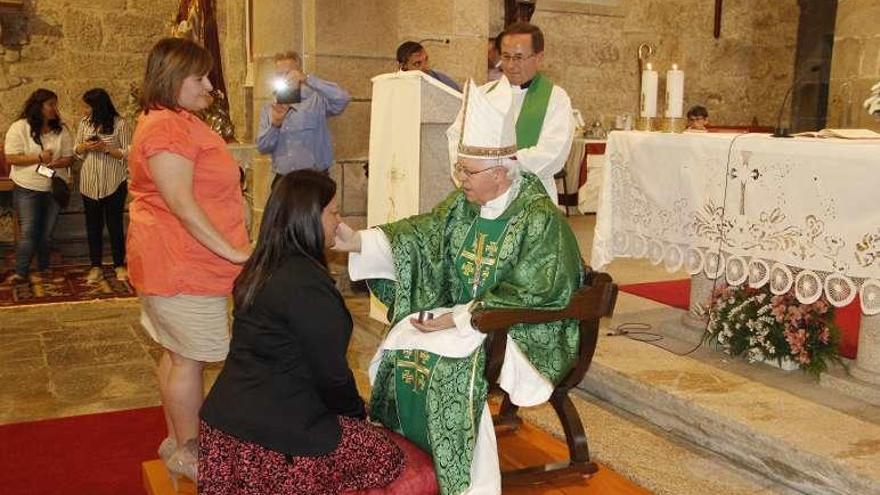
left=348, top=182, right=554, bottom=495
left=446, top=79, right=575, bottom=203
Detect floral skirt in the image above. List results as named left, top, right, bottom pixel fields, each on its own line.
left=199, top=417, right=405, bottom=495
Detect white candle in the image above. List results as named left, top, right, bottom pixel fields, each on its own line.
left=666, top=63, right=685, bottom=118
left=640, top=63, right=658, bottom=118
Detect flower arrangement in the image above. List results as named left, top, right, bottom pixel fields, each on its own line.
left=705, top=284, right=844, bottom=378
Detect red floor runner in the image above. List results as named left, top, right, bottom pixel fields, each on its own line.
left=0, top=406, right=165, bottom=495
left=618, top=278, right=860, bottom=359
left=619, top=279, right=691, bottom=311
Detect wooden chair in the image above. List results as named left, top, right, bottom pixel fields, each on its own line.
left=472, top=270, right=618, bottom=485
left=553, top=168, right=571, bottom=217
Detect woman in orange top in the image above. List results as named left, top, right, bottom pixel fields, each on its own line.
left=127, top=37, right=250, bottom=485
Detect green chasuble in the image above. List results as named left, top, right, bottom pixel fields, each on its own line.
left=368, top=172, right=583, bottom=495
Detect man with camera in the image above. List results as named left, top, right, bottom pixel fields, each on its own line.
left=256, top=51, right=351, bottom=185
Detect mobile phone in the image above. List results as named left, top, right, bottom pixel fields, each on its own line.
left=36, top=164, right=56, bottom=178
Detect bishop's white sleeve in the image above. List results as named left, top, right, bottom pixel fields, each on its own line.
left=348, top=229, right=396, bottom=281
left=515, top=87, right=575, bottom=183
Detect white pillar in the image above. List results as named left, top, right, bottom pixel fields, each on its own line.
left=852, top=314, right=880, bottom=385
left=680, top=272, right=715, bottom=338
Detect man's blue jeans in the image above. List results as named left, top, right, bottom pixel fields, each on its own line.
left=12, top=185, right=59, bottom=276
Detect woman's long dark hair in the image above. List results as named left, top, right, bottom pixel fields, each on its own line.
left=83, top=88, right=120, bottom=135
left=233, top=170, right=337, bottom=310
left=19, top=88, right=62, bottom=146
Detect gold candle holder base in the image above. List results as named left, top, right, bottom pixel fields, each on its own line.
left=662, top=117, right=686, bottom=133
left=636, top=116, right=657, bottom=131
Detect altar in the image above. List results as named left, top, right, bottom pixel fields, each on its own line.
left=591, top=131, right=880, bottom=387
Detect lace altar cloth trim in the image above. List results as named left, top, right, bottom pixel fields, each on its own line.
left=614, top=233, right=878, bottom=313
left=592, top=132, right=880, bottom=314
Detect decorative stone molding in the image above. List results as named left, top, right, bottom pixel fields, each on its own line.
left=536, top=0, right=623, bottom=17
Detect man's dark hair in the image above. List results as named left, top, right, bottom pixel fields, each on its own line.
left=491, top=34, right=502, bottom=52
left=396, top=41, right=424, bottom=65
left=501, top=22, right=544, bottom=53
left=687, top=105, right=709, bottom=119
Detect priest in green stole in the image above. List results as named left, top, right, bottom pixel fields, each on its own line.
left=447, top=22, right=575, bottom=205
left=334, top=78, right=583, bottom=495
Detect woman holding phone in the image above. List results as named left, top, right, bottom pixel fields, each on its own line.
left=74, top=88, right=132, bottom=283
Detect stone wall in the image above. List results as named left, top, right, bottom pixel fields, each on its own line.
left=313, top=0, right=489, bottom=221
left=0, top=0, right=251, bottom=142
left=827, top=0, right=880, bottom=131
left=0, top=0, right=177, bottom=134
left=531, top=0, right=800, bottom=128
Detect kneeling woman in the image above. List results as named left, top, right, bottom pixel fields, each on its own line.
left=200, top=171, right=415, bottom=494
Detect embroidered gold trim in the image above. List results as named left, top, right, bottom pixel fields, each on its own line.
left=457, top=144, right=518, bottom=157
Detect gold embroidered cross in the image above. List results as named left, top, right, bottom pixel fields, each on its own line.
left=398, top=351, right=433, bottom=393
left=460, top=233, right=498, bottom=297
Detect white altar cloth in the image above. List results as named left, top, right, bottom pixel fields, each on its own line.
left=591, top=131, right=880, bottom=313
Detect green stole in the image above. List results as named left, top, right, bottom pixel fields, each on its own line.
left=515, top=73, right=554, bottom=149
left=489, top=73, right=555, bottom=149
left=377, top=217, right=509, bottom=494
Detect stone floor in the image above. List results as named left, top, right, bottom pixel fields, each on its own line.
left=3, top=214, right=879, bottom=494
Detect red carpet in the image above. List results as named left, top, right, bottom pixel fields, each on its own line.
left=0, top=406, right=165, bottom=495
left=619, top=278, right=860, bottom=359
left=0, top=264, right=135, bottom=307
left=619, top=279, right=691, bottom=311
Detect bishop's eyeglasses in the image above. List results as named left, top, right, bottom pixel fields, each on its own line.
left=454, top=162, right=504, bottom=179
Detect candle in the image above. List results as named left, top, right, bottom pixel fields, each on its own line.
left=640, top=62, right=658, bottom=118
left=666, top=63, right=685, bottom=118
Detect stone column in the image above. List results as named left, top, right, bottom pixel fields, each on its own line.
left=852, top=314, right=880, bottom=386
left=250, top=0, right=302, bottom=137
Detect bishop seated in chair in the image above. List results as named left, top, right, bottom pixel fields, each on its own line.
left=333, top=77, right=585, bottom=495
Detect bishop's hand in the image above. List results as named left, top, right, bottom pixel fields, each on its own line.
left=410, top=312, right=454, bottom=333
left=332, top=222, right=361, bottom=253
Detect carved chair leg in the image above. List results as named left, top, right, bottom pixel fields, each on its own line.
left=493, top=392, right=523, bottom=432
left=550, top=391, right=593, bottom=466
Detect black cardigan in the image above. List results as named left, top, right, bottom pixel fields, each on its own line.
left=200, top=254, right=366, bottom=456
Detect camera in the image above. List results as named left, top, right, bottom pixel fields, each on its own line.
left=273, top=78, right=301, bottom=105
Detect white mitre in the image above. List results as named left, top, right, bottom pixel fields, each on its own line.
left=457, top=76, right=517, bottom=159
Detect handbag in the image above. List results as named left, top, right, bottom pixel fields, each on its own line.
left=51, top=175, right=71, bottom=209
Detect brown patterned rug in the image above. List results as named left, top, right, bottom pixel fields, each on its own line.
left=0, top=265, right=135, bottom=307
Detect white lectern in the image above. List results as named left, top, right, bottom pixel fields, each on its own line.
left=367, top=71, right=462, bottom=226
left=366, top=71, right=462, bottom=321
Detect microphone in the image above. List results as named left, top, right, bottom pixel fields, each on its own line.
left=773, top=65, right=821, bottom=138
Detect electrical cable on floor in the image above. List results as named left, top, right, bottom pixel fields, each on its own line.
left=605, top=133, right=749, bottom=359
left=606, top=322, right=704, bottom=356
